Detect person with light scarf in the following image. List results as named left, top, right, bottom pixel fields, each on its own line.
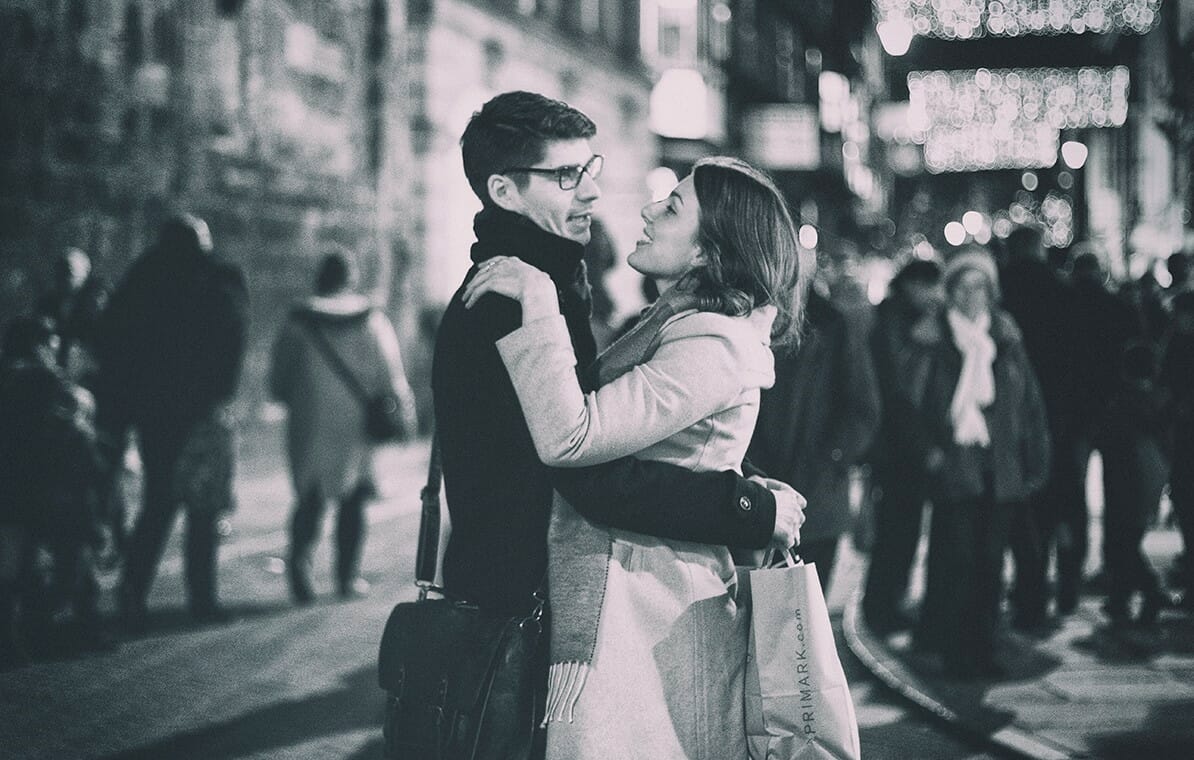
left=905, top=245, right=1051, bottom=680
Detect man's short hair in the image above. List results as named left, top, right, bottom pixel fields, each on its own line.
left=460, top=91, right=596, bottom=206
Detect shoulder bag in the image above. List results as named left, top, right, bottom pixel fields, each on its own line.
left=300, top=317, right=407, bottom=443
left=377, top=434, right=545, bottom=760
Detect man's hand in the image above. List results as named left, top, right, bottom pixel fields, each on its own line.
left=750, top=476, right=806, bottom=549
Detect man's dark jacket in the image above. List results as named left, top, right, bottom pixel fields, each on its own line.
left=432, top=207, right=777, bottom=615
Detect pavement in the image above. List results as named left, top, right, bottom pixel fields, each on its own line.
left=843, top=516, right=1194, bottom=759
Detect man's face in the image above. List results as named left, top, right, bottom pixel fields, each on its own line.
left=500, top=138, right=600, bottom=244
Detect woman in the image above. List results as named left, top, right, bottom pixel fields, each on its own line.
left=269, top=249, right=417, bottom=603
left=463, top=156, right=802, bottom=759
left=909, top=246, right=1050, bottom=679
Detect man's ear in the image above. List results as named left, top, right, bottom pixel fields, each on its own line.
left=487, top=174, right=523, bottom=213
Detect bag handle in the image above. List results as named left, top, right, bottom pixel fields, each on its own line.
left=415, top=432, right=444, bottom=598
left=298, top=316, right=373, bottom=405
left=762, top=547, right=803, bottom=567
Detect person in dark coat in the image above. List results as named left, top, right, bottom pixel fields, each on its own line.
left=1000, top=226, right=1079, bottom=626
left=1162, top=292, right=1194, bottom=599
left=912, top=247, right=1051, bottom=678
left=861, top=259, right=944, bottom=634
left=99, top=214, right=248, bottom=631
left=0, top=316, right=109, bottom=666
left=749, top=283, right=880, bottom=594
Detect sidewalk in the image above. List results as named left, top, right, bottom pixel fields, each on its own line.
left=845, top=527, right=1194, bottom=759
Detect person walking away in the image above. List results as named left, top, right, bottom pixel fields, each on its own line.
left=861, top=259, right=944, bottom=635
left=269, top=248, right=417, bottom=603
left=100, top=214, right=248, bottom=631
left=749, top=277, right=880, bottom=595
left=911, top=247, right=1051, bottom=678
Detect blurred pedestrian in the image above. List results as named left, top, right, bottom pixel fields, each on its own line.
left=1099, top=340, right=1170, bottom=628
left=750, top=252, right=880, bottom=595
left=269, top=248, right=417, bottom=604
left=861, top=259, right=945, bottom=635
left=34, top=247, right=107, bottom=386
left=1000, top=226, right=1079, bottom=626
left=0, top=316, right=110, bottom=667
left=99, top=214, right=248, bottom=631
left=911, top=246, right=1050, bottom=678
left=1162, top=292, right=1194, bottom=599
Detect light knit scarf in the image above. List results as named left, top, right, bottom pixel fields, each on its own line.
left=945, top=308, right=996, bottom=447
left=543, top=286, right=699, bottom=726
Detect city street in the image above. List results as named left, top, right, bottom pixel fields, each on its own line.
left=0, top=431, right=998, bottom=760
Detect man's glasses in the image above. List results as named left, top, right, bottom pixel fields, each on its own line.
left=500, top=154, right=604, bottom=191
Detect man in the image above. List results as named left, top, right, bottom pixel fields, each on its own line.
left=35, top=247, right=107, bottom=386
left=99, top=214, right=248, bottom=631
left=433, top=90, right=802, bottom=621
left=1000, top=226, right=1081, bottom=626
left=861, top=259, right=944, bottom=635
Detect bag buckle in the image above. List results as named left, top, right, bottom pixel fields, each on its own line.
left=416, top=580, right=446, bottom=602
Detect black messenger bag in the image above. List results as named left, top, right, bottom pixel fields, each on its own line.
left=378, top=436, right=544, bottom=759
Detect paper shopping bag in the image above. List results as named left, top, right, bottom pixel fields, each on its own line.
left=744, top=552, right=861, bottom=760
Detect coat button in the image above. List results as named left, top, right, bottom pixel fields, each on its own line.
left=738, top=496, right=752, bottom=512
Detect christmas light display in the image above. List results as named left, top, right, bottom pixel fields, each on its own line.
left=874, top=0, right=1161, bottom=41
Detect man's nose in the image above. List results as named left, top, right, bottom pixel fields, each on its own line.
left=576, top=171, right=601, bottom=201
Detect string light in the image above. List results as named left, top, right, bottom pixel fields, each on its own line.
left=923, top=122, right=1058, bottom=173
left=874, top=0, right=1161, bottom=41
left=909, top=67, right=1130, bottom=131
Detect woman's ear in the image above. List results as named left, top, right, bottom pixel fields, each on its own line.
left=487, top=174, right=523, bottom=213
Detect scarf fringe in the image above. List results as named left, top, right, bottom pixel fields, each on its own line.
left=541, top=661, right=590, bottom=727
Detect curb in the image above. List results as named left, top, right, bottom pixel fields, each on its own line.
left=842, top=588, right=1080, bottom=760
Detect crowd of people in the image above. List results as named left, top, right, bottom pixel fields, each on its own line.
left=0, top=216, right=417, bottom=670
left=861, top=232, right=1194, bottom=678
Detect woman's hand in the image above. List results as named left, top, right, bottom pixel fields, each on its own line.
left=463, top=256, right=559, bottom=323
left=750, top=476, right=807, bottom=549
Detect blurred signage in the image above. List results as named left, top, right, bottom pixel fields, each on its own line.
left=740, top=105, right=820, bottom=170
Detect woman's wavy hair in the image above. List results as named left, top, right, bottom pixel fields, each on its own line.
left=680, top=156, right=802, bottom=344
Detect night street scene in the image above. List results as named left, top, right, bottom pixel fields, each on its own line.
left=2, top=1, right=1194, bottom=759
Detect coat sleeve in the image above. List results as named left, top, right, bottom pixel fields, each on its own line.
left=550, top=459, right=778, bottom=548
left=496, top=312, right=754, bottom=467
left=1018, top=343, right=1052, bottom=495
left=370, top=310, right=419, bottom=436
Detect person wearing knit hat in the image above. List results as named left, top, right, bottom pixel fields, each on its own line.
left=908, top=242, right=1052, bottom=679
left=943, top=246, right=1001, bottom=304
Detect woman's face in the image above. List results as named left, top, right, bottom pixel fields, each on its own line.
left=949, top=269, right=992, bottom=320
left=628, top=174, right=702, bottom=293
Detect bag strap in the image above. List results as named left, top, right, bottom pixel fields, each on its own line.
left=415, top=431, right=443, bottom=595
left=298, top=316, right=372, bottom=404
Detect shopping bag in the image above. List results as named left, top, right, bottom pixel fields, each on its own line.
left=745, top=551, right=861, bottom=760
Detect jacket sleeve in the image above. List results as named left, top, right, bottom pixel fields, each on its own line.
left=550, top=460, right=778, bottom=548
left=496, top=313, right=755, bottom=466
left=268, top=318, right=301, bottom=405
left=371, top=310, right=419, bottom=435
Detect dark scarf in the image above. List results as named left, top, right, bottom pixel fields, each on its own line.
left=471, top=206, right=596, bottom=374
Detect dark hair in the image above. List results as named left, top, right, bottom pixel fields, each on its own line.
left=683, top=156, right=801, bottom=343
left=460, top=91, right=597, bottom=206
left=891, top=259, right=941, bottom=290
left=315, top=247, right=356, bottom=296
left=157, top=213, right=210, bottom=255
left=1005, top=225, right=1045, bottom=263
left=2, top=315, right=56, bottom=361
